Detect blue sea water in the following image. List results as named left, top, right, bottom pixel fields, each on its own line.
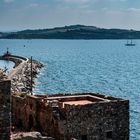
left=0, top=39, right=139, bottom=139
left=0, top=60, right=14, bottom=72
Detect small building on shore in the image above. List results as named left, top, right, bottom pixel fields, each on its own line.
left=12, top=93, right=129, bottom=140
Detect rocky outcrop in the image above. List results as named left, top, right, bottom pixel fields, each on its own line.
left=11, top=132, right=55, bottom=140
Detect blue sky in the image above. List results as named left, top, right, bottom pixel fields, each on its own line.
left=0, top=0, right=140, bottom=31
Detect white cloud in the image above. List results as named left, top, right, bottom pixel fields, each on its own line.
left=119, top=0, right=127, bottom=1
left=62, top=0, right=92, bottom=4
left=101, top=7, right=108, bottom=11
left=109, top=0, right=127, bottom=1
left=25, top=3, right=48, bottom=9
left=4, top=0, right=15, bottom=3
left=127, top=8, right=140, bottom=12
left=29, top=3, right=39, bottom=8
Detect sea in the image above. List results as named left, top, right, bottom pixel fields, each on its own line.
left=0, top=39, right=139, bottom=139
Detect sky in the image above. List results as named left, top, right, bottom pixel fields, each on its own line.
left=0, top=0, right=140, bottom=31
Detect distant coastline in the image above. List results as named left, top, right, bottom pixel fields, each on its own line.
left=0, top=25, right=140, bottom=39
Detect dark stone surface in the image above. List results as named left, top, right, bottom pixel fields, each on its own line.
left=0, top=80, right=11, bottom=140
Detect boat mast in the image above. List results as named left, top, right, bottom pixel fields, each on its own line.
left=30, top=56, right=33, bottom=95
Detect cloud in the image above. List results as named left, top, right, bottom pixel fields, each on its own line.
left=127, top=8, right=140, bottom=12
left=25, top=3, right=48, bottom=10
left=62, top=0, right=92, bottom=4
left=108, top=0, right=127, bottom=1
left=119, top=0, right=127, bottom=1
left=4, top=0, right=15, bottom=3
left=29, top=3, right=39, bottom=8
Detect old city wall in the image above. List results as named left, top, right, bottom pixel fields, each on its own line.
left=12, top=94, right=129, bottom=140
left=0, top=80, right=11, bottom=140
left=12, top=95, right=39, bottom=130
left=64, top=100, right=129, bottom=140
left=12, top=95, right=57, bottom=135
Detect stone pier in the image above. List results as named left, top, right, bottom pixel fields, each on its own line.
left=0, top=54, right=43, bottom=94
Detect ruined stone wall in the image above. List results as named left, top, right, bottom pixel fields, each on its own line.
left=0, top=80, right=11, bottom=140
left=64, top=100, right=129, bottom=140
left=11, top=95, right=129, bottom=140
left=12, top=95, right=64, bottom=139
left=37, top=103, right=56, bottom=136
left=12, top=95, right=25, bottom=129
left=12, top=95, right=42, bottom=131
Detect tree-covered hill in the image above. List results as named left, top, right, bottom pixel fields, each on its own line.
left=1, top=25, right=140, bottom=39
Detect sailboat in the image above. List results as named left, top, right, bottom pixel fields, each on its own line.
left=125, top=39, right=135, bottom=46
left=125, top=29, right=135, bottom=46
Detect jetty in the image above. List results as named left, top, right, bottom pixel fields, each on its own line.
left=0, top=52, right=43, bottom=94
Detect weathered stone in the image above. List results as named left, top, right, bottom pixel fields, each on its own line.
left=11, top=132, right=55, bottom=140
left=0, top=80, right=11, bottom=140
left=12, top=93, right=129, bottom=140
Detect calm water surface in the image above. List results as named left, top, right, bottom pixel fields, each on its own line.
left=0, top=60, right=15, bottom=73
left=0, top=39, right=139, bottom=139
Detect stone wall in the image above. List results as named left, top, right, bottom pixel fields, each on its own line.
left=12, top=94, right=129, bottom=140
left=12, top=95, right=39, bottom=131
left=11, top=132, right=55, bottom=140
left=64, top=100, right=129, bottom=140
left=0, top=80, right=11, bottom=140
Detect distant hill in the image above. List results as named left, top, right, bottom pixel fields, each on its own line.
left=1, top=25, right=140, bottom=39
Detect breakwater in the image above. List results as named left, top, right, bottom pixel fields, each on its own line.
left=0, top=54, right=43, bottom=94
